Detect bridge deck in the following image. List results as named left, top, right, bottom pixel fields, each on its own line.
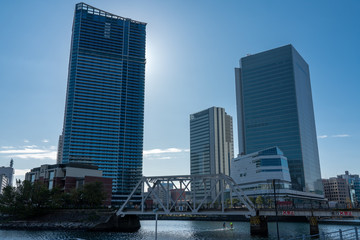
left=119, top=208, right=360, bottom=217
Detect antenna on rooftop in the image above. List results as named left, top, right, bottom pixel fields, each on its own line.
left=10, top=159, right=13, bottom=168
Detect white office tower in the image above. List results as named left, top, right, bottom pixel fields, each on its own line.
left=190, top=107, right=234, bottom=201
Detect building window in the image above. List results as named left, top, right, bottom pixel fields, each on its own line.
left=30, top=174, right=36, bottom=183
left=48, top=171, right=55, bottom=190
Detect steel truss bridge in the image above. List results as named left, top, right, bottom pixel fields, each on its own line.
left=116, top=174, right=256, bottom=217
left=116, top=174, right=360, bottom=219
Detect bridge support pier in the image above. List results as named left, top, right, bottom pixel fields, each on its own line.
left=93, top=214, right=141, bottom=232
left=250, top=215, right=268, bottom=236
left=309, top=216, right=319, bottom=236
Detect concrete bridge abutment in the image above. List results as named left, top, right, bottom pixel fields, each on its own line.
left=309, top=216, right=319, bottom=236
left=250, top=215, right=268, bottom=236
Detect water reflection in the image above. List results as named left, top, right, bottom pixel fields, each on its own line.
left=0, top=220, right=358, bottom=240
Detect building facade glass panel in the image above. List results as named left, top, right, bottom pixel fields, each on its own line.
left=235, top=45, right=323, bottom=194
left=60, top=3, right=146, bottom=204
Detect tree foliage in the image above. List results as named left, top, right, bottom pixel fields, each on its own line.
left=0, top=180, right=107, bottom=218
left=255, top=196, right=264, bottom=208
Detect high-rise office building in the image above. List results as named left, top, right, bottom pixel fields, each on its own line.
left=190, top=107, right=234, bottom=200
left=60, top=3, right=146, bottom=204
left=235, top=45, right=323, bottom=194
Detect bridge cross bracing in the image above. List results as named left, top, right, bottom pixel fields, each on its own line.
left=116, top=174, right=256, bottom=217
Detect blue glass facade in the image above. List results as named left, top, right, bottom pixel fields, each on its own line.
left=61, top=3, right=146, bottom=203
left=235, top=45, right=323, bottom=194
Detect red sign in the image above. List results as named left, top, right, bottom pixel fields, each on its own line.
left=282, top=211, right=295, bottom=216
left=338, top=211, right=352, bottom=216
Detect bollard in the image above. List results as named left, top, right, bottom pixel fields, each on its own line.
left=355, top=227, right=359, bottom=240
left=339, top=229, right=343, bottom=240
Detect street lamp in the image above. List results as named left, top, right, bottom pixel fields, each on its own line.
left=153, top=208, right=159, bottom=240
left=272, top=179, right=280, bottom=240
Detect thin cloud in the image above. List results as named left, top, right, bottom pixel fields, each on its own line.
left=318, top=134, right=350, bottom=139
left=24, top=139, right=29, bottom=143
left=24, top=145, right=38, bottom=148
left=331, top=134, right=350, bottom=138
left=143, top=148, right=184, bottom=156
left=14, top=169, right=31, bottom=176
left=1, top=146, right=15, bottom=149
left=42, top=139, right=49, bottom=143
left=318, top=135, right=328, bottom=139
left=13, top=152, right=57, bottom=160
left=0, top=148, right=47, bottom=154
left=0, top=146, right=57, bottom=160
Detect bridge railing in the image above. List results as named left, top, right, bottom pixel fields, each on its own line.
left=116, top=174, right=256, bottom=216
left=290, top=227, right=360, bottom=240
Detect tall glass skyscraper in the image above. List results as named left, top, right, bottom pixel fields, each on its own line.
left=60, top=3, right=146, bottom=204
left=235, top=45, right=323, bottom=194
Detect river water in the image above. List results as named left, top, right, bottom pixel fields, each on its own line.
left=0, top=220, right=358, bottom=239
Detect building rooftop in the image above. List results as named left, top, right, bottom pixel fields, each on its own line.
left=30, top=163, right=99, bottom=172
left=77, top=2, right=147, bottom=25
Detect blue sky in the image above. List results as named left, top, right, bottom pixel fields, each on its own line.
left=0, top=1, right=359, bottom=181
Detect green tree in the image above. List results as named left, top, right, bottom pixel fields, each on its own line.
left=31, top=181, right=51, bottom=208
left=82, top=181, right=106, bottom=208
left=0, top=185, right=16, bottom=215
left=69, top=188, right=83, bottom=208
left=255, top=196, right=264, bottom=208
left=49, top=187, right=67, bottom=208
left=0, top=181, right=52, bottom=218
left=266, top=197, right=273, bottom=208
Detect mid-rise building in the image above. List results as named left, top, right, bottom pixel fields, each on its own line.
left=153, top=182, right=174, bottom=205
left=190, top=107, right=234, bottom=201
left=59, top=3, right=146, bottom=204
left=0, top=159, right=14, bottom=187
left=25, top=163, right=112, bottom=205
left=322, top=177, right=350, bottom=207
left=235, top=45, right=323, bottom=194
left=337, top=171, right=360, bottom=207
left=231, top=147, right=292, bottom=192
left=231, top=147, right=325, bottom=203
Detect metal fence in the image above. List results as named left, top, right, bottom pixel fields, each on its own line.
left=290, top=227, right=360, bottom=240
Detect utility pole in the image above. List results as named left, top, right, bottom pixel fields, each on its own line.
left=273, top=179, right=280, bottom=240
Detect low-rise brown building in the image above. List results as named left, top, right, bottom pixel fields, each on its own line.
left=25, top=163, right=112, bottom=205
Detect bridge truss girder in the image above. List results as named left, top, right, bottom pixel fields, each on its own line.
left=116, top=174, right=256, bottom=217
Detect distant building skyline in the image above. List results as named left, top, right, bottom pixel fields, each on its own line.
left=0, top=159, right=14, bottom=187
left=190, top=106, right=234, bottom=200
left=235, top=45, right=323, bottom=194
left=59, top=3, right=146, bottom=204
left=337, top=171, right=360, bottom=207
